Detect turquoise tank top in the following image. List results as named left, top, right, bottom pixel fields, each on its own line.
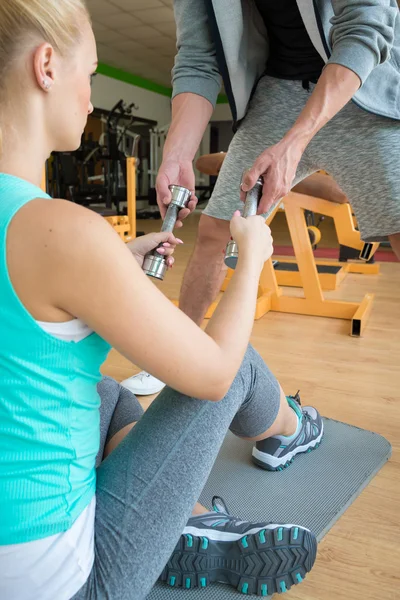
left=0, top=174, right=111, bottom=544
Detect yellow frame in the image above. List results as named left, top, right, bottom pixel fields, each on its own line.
left=104, top=157, right=136, bottom=243
left=206, top=193, right=375, bottom=337
left=274, top=257, right=379, bottom=291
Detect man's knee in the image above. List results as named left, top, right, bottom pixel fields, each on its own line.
left=196, top=214, right=231, bottom=250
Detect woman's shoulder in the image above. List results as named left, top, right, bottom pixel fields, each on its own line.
left=8, top=198, right=115, bottom=269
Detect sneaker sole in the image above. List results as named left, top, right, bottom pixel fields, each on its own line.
left=252, top=430, right=324, bottom=472
left=159, top=525, right=317, bottom=595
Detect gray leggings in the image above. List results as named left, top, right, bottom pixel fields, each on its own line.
left=73, top=345, right=280, bottom=600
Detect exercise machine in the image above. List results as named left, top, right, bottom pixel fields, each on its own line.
left=273, top=199, right=380, bottom=291
left=214, top=193, right=375, bottom=337
left=42, top=156, right=137, bottom=244
left=192, top=153, right=377, bottom=336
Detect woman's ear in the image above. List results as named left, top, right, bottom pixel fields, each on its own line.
left=33, top=42, right=56, bottom=92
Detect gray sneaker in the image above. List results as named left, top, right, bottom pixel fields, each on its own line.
left=252, top=393, right=323, bottom=472
left=159, top=496, right=317, bottom=596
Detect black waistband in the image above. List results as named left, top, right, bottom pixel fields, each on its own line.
left=302, top=78, right=319, bottom=91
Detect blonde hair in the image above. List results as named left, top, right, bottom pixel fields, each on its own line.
left=0, top=0, right=90, bottom=59
left=0, top=0, right=90, bottom=151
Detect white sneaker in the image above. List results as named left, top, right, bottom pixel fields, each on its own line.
left=120, top=371, right=166, bottom=396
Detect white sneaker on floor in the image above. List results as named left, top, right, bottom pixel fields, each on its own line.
left=120, top=371, right=166, bottom=396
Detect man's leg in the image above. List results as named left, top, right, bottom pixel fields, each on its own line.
left=179, top=214, right=231, bottom=324
left=305, top=94, right=400, bottom=252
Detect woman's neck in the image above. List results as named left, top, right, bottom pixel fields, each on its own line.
left=0, top=116, right=50, bottom=188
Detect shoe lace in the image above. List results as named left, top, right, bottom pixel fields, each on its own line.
left=289, top=390, right=301, bottom=406
left=303, top=410, right=312, bottom=423
left=133, top=371, right=150, bottom=381
left=210, top=496, right=272, bottom=528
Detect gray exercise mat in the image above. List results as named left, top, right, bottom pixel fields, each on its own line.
left=148, top=418, right=391, bottom=599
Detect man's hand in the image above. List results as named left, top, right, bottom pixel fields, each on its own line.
left=127, top=232, right=183, bottom=269
left=241, top=64, right=361, bottom=215
left=156, top=158, right=198, bottom=228
left=240, top=138, right=305, bottom=214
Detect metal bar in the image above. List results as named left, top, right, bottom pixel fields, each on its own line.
left=126, top=157, right=136, bottom=241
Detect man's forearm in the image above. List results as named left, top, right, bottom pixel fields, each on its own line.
left=163, top=93, right=214, bottom=161
left=283, top=64, right=361, bottom=150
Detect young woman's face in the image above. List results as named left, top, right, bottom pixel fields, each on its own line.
left=50, top=20, right=98, bottom=152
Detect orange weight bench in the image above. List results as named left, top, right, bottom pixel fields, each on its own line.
left=195, top=154, right=377, bottom=336
left=271, top=196, right=380, bottom=292
left=210, top=192, right=375, bottom=337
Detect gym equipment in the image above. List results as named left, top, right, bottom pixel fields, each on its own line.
left=211, top=193, right=376, bottom=336
left=103, top=157, right=137, bottom=243
left=307, top=225, right=321, bottom=245
left=192, top=153, right=378, bottom=335
left=42, top=157, right=137, bottom=244
left=224, top=177, right=263, bottom=269
left=48, top=99, right=161, bottom=222
left=50, top=149, right=111, bottom=212
left=142, top=185, right=191, bottom=280
left=273, top=200, right=380, bottom=291
left=195, top=153, right=380, bottom=291
left=102, top=100, right=139, bottom=209
left=149, top=420, right=391, bottom=599
left=195, top=152, right=226, bottom=176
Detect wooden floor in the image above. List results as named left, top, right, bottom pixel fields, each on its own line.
left=102, top=213, right=400, bottom=600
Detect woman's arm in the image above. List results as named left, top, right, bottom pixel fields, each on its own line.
left=11, top=200, right=271, bottom=402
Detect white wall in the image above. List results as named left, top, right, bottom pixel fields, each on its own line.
left=91, top=74, right=233, bottom=187
left=91, top=73, right=212, bottom=197
left=91, top=73, right=172, bottom=127
left=92, top=72, right=232, bottom=129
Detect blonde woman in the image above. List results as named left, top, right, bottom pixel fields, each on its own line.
left=0, top=1, right=322, bottom=598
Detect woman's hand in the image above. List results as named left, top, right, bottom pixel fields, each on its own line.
left=156, top=158, right=197, bottom=228
left=240, top=138, right=305, bottom=215
left=127, top=232, right=184, bottom=269
left=230, top=210, right=274, bottom=268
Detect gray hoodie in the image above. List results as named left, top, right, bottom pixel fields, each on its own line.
left=172, top=0, right=400, bottom=122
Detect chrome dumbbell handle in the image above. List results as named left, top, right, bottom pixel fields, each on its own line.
left=142, top=185, right=191, bottom=280
left=224, top=177, right=264, bottom=270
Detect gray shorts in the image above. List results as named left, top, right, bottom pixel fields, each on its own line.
left=204, top=76, right=400, bottom=242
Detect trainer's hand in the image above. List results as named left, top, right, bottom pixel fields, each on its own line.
left=240, top=138, right=304, bottom=214
left=230, top=210, right=274, bottom=267
left=156, top=158, right=197, bottom=228
left=127, top=232, right=183, bottom=269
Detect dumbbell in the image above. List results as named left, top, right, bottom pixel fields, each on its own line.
left=142, top=184, right=191, bottom=280
left=224, top=176, right=264, bottom=269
